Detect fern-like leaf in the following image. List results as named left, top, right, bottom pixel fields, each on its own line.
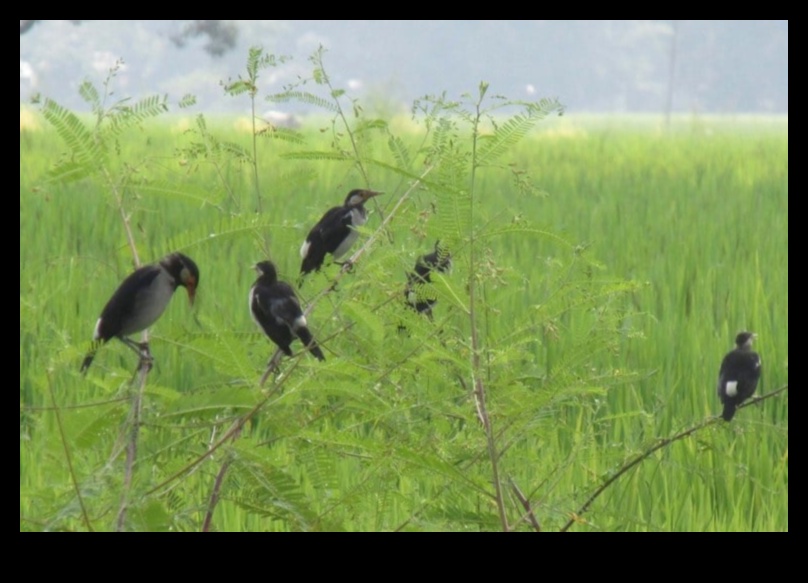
left=41, top=98, right=102, bottom=170
left=267, top=91, right=338, bottom=112
left=476, top=99, right=563, bottom=167
left=387, top=135, right=412, bottom=170
left=258, top=127, right=306, bottom=145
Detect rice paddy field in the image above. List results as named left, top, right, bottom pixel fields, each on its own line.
left=20, top=102, right=788, bottom=531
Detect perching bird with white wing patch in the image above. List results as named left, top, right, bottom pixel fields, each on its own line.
left=250, top=260, right=325, bottom=362
left=299, top=189, right=382, bottom=279
left=717, top=331, right=761, bottom=421
left=80, top=252, right=199, bottom=373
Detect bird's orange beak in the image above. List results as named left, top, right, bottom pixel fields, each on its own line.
left=186, top=279, right=197, bottom=306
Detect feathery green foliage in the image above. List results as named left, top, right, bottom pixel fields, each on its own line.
left=20, top=47, right=788, bottom=531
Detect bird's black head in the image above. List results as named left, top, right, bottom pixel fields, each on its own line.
left=163, top=252, right=200, bottom=305
left=254, top=260, right=279, bottom=283
left=345, top=189, right=382, bottom=207
left=735, top=331, right=756, bottom=349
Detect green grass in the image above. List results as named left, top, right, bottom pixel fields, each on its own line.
left=20, top=111, right=788, bottom=531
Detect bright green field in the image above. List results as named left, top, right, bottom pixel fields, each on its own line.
left=20, top=110, right=788, bottom=531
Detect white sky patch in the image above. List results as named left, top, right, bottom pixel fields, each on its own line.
left=92, top=51, right=124, bottom=74
left=297, top=31, right=328, bottom=52
left=20, top=60, right=35, bottom=81
left=525, top=84, right=536, bottom=95
left=347, top=78, right=363, bottom=91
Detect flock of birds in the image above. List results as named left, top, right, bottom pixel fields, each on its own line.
left=78, top=189, right=761, bottom=422
left=80, top=189, right=450, bottom=369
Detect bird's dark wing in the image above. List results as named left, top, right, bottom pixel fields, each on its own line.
left=266, top=284, right=303, bottom=327
left=301, top=205, right=354, bottom=274
left=267, top=282, right=325, bottom=361
left=313, top=207, right=355, bottom=251
left=251, top=283, right=295, bottom=355
left=717, top=352, right=731, bottom=396
left=719, top=351, right=761, bottom=396
left=737, top=352, right=762, bottom=399
left=95, top=265, right=162, bottom=341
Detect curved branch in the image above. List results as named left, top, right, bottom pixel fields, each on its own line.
left=560, top=384, right=788, bottom=532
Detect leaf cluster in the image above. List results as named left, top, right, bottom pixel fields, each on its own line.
left=22, top=47, right=656, bottom=532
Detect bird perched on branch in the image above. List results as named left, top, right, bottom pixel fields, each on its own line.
left=80, top=252, right=200, bottom=373
left=405, top=241, right=452, bottom=319
left=250, top=260, right=325, bottom=362
left=717, top=331, right=761, bottom=421
left=299, top=189, right=382, bottom=279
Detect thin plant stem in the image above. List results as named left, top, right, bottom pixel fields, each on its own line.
left=467, top=83, right=509, bottom=532
left=46, top=371, right=93, bottom=532
left=201, top=454, right=233, bottom=532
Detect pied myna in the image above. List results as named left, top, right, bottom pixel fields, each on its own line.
left=80, top=252, right=199, bottom=373
left=717, top=331, right=761, bottom=421
left=405, top=241, right=452, bottom=319
left=250, top=260, right=325, bottom=362
left=299, top=189, right=382, bottom=277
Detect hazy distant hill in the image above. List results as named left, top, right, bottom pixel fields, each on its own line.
left=20, top=20, right=788, bottom=114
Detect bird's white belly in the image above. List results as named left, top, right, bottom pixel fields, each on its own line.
left=351, top=206, right=368, bottom=227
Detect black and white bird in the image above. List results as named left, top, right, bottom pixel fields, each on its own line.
left=300, top=189, right=382, bottom=277
left=405, top=241, right=452, bottom=319
left=250, top=260, right=325, bottom=362
left=80, top=252, right=200, bottom=373
left=717, top=331, right=762, bottom=421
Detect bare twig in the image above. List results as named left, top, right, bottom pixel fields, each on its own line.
left=101, top=166, right=153, bottom=532
left=146, top=360, right=300, bottom=496
left=115, top=350, right=151, bottom=531
left=201, top=454, right=233, bottom=532
left=258, top=350, right=284, bottom=386
left=466, top=85, right=508, bottom=532
left=560, top=384, right=789, bottom=532
left=509, top=477, right=541, bottom=532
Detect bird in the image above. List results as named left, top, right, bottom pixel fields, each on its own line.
left=80, top=252, right=200, bottom=373
left=717, top=331, right=762, bottom=421
left=405, top=241, right=452, bottom=319
left=250, top=260, right=325, bottom=362
left=299, top=189, right=382, bottom=278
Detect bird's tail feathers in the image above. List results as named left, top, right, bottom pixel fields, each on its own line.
left=80, top=340, right=103, bottom=374
left=721, top=402, right=737, bottom=422
left=295, top=326, right=325, bottom=361
left=300, top=246, right=327, bottom=279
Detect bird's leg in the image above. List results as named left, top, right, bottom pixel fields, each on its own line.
left=259, top=351, right=284, bottom=386
left=122, top=337, right=153, bottom=373
left=121, top=337, right=145, bottom=357
left=139, top=348, right=154, bottom=373
left=336, top=259, right=355, bottom=273
left=266, top=352, right=282, bottom=372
